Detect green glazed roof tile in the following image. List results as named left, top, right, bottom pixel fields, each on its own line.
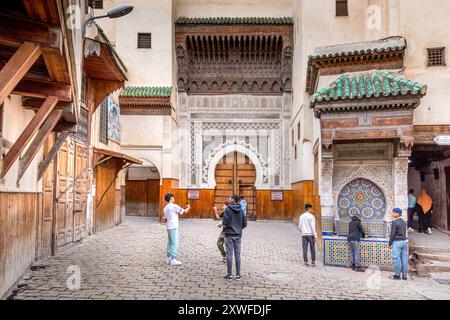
left=120, top=86, right=173, bottom=98
left=176, top=17, right=293, bottom=25
left=310, top=71, right=427, bottom=106
left=93, top=21, right=127, bottom=73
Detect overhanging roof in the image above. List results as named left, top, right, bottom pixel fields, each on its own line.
left=93, top=147, right=142, bottom=166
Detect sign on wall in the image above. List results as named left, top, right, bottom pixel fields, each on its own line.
left=434, top=135, right=450, bottom=145
left=270, top=191, right=283, bottom=201
left=187, top=190, right=200, bottom=200
left=107, top=98, right=121, bottom=143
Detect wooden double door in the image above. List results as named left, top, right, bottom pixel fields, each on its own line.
left=125, top=179, right=160, bottom=217
left=214, top=152, right=256, bottom=218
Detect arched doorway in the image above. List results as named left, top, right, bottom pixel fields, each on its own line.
left=125, top=164, right=160, bottom=217
left=214, top=152, right=256, bottom=219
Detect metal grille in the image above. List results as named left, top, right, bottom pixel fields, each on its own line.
left=336, top=0, right=348, bottom=16
left=99, top=98, right=108, bottom=144
left=91, top=0, right=103, bottom=9
left=137, top=33, right=152, bottom=49
left=427, top=47, right=445, bottom=67
left=74, top=107, right=89, bottom=143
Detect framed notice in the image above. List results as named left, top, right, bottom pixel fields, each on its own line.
left=271, top=191, right=283, bottom=201
left=188, top=190, right=200, bottom=200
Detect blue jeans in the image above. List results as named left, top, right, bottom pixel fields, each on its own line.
left=167, top=228, right=179, bottom=259
left=392, top=240, right=408, bottom=277
left=348, top=241, right=361, bottom=267
left=225, top=236, right=242, bottom=276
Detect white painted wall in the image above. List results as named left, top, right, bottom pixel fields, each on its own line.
left=0, top=95, right=42, bottom=192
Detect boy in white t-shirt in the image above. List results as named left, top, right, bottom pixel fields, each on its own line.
left=163, top=193, right=190, bottom=266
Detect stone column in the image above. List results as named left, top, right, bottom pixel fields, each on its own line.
left=177, top=92, right=188, bottom=188
left=393, top=144, right=411, bottom=219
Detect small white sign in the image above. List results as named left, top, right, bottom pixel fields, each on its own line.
left=434, top=135, right=450, bottom=145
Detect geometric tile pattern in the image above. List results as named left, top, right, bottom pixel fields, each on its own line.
left=323, top=237, right=399, bottom=269
left=322, top=216, right=335, bottom=234
left=335, top=219, right=389, bottom=238
left=337, top=178, right=386, bottom=219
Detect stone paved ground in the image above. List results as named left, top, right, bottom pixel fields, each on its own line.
left=7, top=217, right=444, bottom=300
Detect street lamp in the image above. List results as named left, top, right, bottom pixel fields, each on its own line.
left=83, top=4, right=134, bottom=36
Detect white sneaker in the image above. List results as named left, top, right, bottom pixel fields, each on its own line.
left=407, top=227, right=414, bottom=233
left=165, top=257, right=171, bottom=264
left=427, top=228, right=432, bottom=235
left=170, top=258, right=182, bottom=266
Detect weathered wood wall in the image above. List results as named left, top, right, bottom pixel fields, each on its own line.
left=0, top=192, right=42, bottom=298
left=125, top=179, right=160, bottom=217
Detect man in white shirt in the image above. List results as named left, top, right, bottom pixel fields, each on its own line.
left=299, top=203, right=317, bottom=267
left=163, top=193, right=190, bottom=266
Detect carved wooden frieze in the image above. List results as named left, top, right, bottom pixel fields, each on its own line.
left=175, top=24, right=293, bottom=95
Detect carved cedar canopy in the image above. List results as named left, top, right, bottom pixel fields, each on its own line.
left=175, top=17, right=293, bottom=95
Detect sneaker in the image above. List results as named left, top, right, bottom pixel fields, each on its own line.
left=355, top=267, right=365, bottom=272
left=224, top=275, right=232, bottom=282
left=389, top=275, right=401, bottom=280
left=311, top=262, right=316, bottom=267
left=402, top=275, right=407, bottom=280
left=235, top=275, right=242, bottom=281
left=165, top=256, right=171, bottom=265
left=350, top=264, right=356, bottom=271
left=170, top=258, right=182, bottom=266
left=427, top=228, right=432, bottom=235
left=304, top=262, right=309, bottom=267
left=407, top=227, right=414, bottom=233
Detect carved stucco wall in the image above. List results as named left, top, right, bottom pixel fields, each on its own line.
left=178, top=94, right=291, bottom=190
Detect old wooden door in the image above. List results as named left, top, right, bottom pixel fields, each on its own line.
left=73, top=143, right=88, bottom=241
left=39, top=134, right=55, bottom=258
left=95, top=158, right=118, bottom=232
left=55, top=138, right=75, bottom=247
left=214, top=152, right=256, bottom=217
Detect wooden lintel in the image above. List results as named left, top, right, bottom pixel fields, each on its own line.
left=13, top=78, right=71, bottom=102
left=0, top=11, right=62, bottom=48
left=17, top=109, right=63, bottom=182
left=22, top=97, right=71, bottom=110
left=37, top=131, right=69, bottom=181
left=0, top=96, right=58, bottom=178
left=0, top=42, right=41, bottom=105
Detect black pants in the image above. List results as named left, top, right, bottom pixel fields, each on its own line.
left=302, top=235, right=315, bottom=263
left=419, top=212, right=432, bottom=232
left=407, top=208, right=415, bottom=229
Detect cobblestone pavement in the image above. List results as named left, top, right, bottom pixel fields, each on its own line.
left=7, top=217, right=439, bottom=300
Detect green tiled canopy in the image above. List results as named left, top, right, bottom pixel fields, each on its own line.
left=120, top=86, right=173, bottom=98
left=176, top=17, right=293, bottom=25
left=311, top=71, right=427, bottom=106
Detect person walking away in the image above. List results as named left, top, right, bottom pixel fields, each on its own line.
left=222, top=194, right=247, bottom=282
left=239, top=195, right=247, bottom=217
left=388, top=208, right=408, bottom=280
left=214, top=203, right=228, bottom=263
left=299, top=204, right=317, bottom=267
left=416, top=188, right=433, bottom=234
left=407, top=189, right=416, bottom=233
left=163, top=193, right=190, bottom=266
left=347, top=214, right=366, bottom=272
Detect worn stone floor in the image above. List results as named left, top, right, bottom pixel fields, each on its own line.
left=7, top=217, right=449, bottom=300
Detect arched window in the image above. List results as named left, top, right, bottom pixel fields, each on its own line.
left=337, top=178, right=386, bottom=219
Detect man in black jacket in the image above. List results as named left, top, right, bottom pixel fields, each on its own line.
left=388, top=208, right=408, bottom=280
left=222, top=194, right=247, bottom=282
left=347, top=215, right=366, bottom=272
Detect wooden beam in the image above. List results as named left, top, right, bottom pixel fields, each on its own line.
left=0, top=96, right=58, bottom=178
left=0, top=42, right=41, bottom=105
left=37, top=131, right=69, bottom=181
left=0, top=11, right=61, bottom=48
left=13, top=78, right=71, bottom=102
left=22, top=97, right=71, bottom=110
left=17, top=109, right=63, bottom=182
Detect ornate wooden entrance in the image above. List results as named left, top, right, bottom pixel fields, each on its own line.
left=214, top=152, right=256, bottom=218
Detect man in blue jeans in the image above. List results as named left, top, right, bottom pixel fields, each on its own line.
left=388, top=208, right=408, bottom=280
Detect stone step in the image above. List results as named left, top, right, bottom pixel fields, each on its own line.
left=412, top=245, right=450, bottom=255
left=415, top=261, right=450, bottom=277
left=416, top=252, right=450, bottom=262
